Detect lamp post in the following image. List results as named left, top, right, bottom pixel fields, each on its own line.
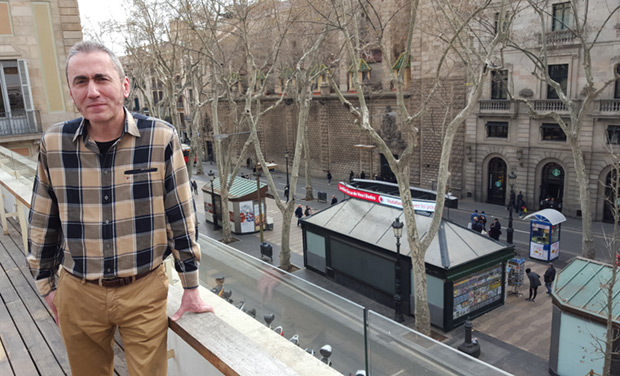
left=507, top=171, right=517, bottom=244
left=284, top=149, right=290, bottom=202
left=208, top=171, right=218, bottom=230
left=391, top=217, right=405, bottom=323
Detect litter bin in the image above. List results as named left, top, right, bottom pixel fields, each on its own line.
left=266, top=217, right=274, bottom=231
left=260, top=242, right=273, bottom=262
left=317, top=191, right=327, bottom=202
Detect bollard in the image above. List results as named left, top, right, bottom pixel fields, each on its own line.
left=457, top=319, right=481, bottom=358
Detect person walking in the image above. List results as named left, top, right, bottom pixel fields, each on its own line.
left=327, top=170, right=332, bottom=185
left=304, top=205, right=312, bottom=217
left=192, top=180, right=198, bottom=194
left=284, top=185, right=290, bottom=202
left=544, top=263, right=556, bottom=294
left=488, top=218, right=502, bottom=240
left=295, top=204, right=303, bottom=226
left=27, top=41, right=212, bottom=376
left=525, top=268, right=542, bottom=302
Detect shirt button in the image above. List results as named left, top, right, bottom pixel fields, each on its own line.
left=106, top=268, right=111, bottom=273
left=105, top=244, right=111, bottom=249
left=105, top=220, right=110, bottom=225
left=104, top=195, right=109, bottom=201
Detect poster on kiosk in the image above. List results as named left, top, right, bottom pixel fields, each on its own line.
left=523, top=209, right=566, bottom=261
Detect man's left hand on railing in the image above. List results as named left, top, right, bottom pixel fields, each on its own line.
left=171, top=288, right=214, bottom=321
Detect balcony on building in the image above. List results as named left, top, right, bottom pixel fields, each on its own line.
left=0, top=109, right=41, bottom=137
left=530, top=99, right=575, bottom=114
left=478, top=99, right=518, bottom=118
left=594, top=99, right=620, bottom=119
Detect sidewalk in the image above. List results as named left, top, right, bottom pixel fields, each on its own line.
left=192, top=168, right=556, bottom=376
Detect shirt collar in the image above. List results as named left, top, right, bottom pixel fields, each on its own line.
left=72, top=107, right=141, bottom=143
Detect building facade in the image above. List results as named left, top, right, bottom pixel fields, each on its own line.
left=464, top=0, right=620, bottom=221
left=0, top=0, right=81, bottom=157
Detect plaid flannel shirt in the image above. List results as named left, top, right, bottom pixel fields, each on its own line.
left=27, top=108, right=200, bottom=296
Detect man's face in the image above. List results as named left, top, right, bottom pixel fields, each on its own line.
left=67, top=51, right=129, bottom=126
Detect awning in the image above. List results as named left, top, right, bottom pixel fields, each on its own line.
left=523, top=209, right=566, bottom=225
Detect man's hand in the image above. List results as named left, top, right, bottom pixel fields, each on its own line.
left=171, top=288, right=214, bottom=321
left=44, top=291, right=59, bottom=325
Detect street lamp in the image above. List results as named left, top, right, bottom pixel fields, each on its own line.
left=284, top=149, right=290, bottom=202
left=507, top=171, right=517, bottom=244
left=391, top=217, right=405, bottom=323
left=208, top=171, right=218, bottom=230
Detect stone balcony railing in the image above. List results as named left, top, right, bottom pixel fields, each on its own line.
left=531, top=99, right=571, bottom=113
left=0, top=146, right=512, bottom=376
left=478, top=100, right=518, bottom=117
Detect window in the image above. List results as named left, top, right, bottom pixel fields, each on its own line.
left=607, top=125, right=620, bottom=144
left=491, top=70, right=508, bottom=99
left=547, top=64, right=568, bottom=99
left=152, top=90, right=163, bottom=104
left=615, top=65, right=620, bottom=99
left=486, top=121, right=509, bottom=138
left=552, top=2, right=571, bottom=31
left=0, top=60, right=32, bottom=117
left=541, top=123, right=566, bottom=141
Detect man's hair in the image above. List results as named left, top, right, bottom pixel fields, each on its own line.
left=525, top=268, right=531, bottom=273
left=66, top=40, right=125, bottom=82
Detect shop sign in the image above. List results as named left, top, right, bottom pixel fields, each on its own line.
left=338, top=183, right=436, bottom=212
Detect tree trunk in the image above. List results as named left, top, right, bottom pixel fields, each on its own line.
left=570, top=138, right=595, bottom=259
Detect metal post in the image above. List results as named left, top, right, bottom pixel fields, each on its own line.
left=507, top=171, right=517, bottom=244
left=210, top=179, right=218, bottom=230
left=257, top=170, right=264, bottom=243
left=285, top=150, right=290, bottom=200
left=394, top=235, right=404, bottom=323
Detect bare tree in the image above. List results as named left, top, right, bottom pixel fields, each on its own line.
left=505, top=0, right=620, bottom=259
left=325, top=0, right=511, bottom=334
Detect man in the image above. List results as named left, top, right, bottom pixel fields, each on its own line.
left=517, top=191, right=524, bottom=216
left=331, top=195, right=338, bottom=205
left=27, top=41, right=212, bottom=376
left=327, top=170, right=332, bottom=185
left=525, top=268, right=541, bottom=302
left=284, top=185, right=290, bottom=202
left=544, top=263, right=556, bottom=294
left=295, top=204, right=303, bottom=226
left=488, top=218, right=502, bottom=240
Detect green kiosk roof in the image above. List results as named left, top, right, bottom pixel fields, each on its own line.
left=554, top=257, right=620, bottom=324
left=201, top=176, right=267, bottom=200
left=304, top=198, right=512, bottom=270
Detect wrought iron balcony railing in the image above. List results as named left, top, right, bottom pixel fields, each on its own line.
left=0, top=110, right=41, bottom=136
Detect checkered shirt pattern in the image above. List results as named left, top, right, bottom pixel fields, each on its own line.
left=27, top=109, right=200, bottom=296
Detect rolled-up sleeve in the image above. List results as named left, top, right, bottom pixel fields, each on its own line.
left=27, top=140, right=62, bottom=296
left=164, top=132, right=200, bottom=289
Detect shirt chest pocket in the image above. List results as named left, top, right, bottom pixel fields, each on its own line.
left=122, top=167, right=159, bottom=186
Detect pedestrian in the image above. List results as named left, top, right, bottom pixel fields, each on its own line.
left=488, top=218, right=502, bottom=240
left=331, top=195, right=338, bottom=205
left=27, top=41, right=212, bottom=375
left=327, top=170, right=332, bottom=185
left=480, top=211, right=487, bottom=227
left=192, top=180, right=198, bottom=194
left=304, top=205, right=312, bottom=217
left=349, top=170, right=355, bottom=182
left=517, top=191, right=524, bottom=213
left=525, top=268, right=542, bottom=302
left=471, top=216, right=483, bottom=233
left=360, top=171, right=366, bottom=179
left=508, top=190, right=516, bottom=211
left=470, top=209, right=479, bottom=224
left=544, top=263, right=556, bottom=294
left=284, top=185, right=290, bottom=202
left=295, top=204, right=303, bottom=226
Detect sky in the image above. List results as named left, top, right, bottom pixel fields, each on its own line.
left=76, top=0, right=128, bottom=54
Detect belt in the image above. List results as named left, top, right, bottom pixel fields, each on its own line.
left=67, top=266, right=157, bottom=288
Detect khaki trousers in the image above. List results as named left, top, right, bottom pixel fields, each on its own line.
left=55, top=266, right=169, bottom=376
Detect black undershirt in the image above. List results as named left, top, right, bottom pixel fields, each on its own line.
left=96, top=139, right=118, bottom=156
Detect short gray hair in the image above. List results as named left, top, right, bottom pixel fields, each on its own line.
left=66, top=40, right=125, bottom=81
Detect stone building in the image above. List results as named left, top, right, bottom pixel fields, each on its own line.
left=463, top=0, right=620, bottom=221
left=0, top=0, right=81, bottom=157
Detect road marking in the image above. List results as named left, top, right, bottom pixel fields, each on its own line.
left=391, top=370, right=406, bottom=376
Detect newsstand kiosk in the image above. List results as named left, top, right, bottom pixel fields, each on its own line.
left=523, top=209, right=566, bottom=261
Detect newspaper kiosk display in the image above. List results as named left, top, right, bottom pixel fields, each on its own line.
left=523, top=209, right=566, bottom=261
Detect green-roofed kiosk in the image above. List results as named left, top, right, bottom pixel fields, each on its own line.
left=202, top=176, right=269, bottom=234
left=301, top=198, right=515, bottom=330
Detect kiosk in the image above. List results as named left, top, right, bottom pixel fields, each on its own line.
left=523, top=209, right=566, bottom=261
